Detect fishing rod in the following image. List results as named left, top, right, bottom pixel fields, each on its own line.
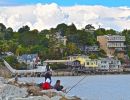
left=66, top=75, right=87, bottom=94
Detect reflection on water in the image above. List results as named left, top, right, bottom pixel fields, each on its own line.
left=19, top=75, right=130, bottom=100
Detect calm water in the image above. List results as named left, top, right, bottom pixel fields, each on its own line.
left=19, top=75, right=130, bottom=100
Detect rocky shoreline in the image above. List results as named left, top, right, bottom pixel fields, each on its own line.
left=0, top=77, right=81, bottom=100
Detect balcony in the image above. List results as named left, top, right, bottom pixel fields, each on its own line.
left=115, top=48, right=125, bottom=52
left=107, top=36, right=125, bottom=42
left=107, top=43, right=126, bottom=48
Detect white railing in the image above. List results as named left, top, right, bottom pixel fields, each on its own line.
left=3, top=60, right=16, bottom=73
left=3, top=60, right=46, bottom=74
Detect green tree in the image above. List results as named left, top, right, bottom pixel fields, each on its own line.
left=56, top=23, right=68, bottom=36
left=0, top=23, right=6, bottom=39
left=95, top=28, right=106, bottom=36
left=66, top=23, right=77, bottom=35
left=66, top=42, right=80, bottom=55
left=99, top=49, right=107, bottom=57
left=15, top=45, right=26, bottom=56
left=78, top=30, right=96, bottom=45
left=89, top=53, right=98, bottom=59
left=4, top=27, right=13, bottom=40
left=0, top=23, right=6, bottom=32
left=18, top=25, right=30, bottom=33
left=106, top=29, right=116, bottom=35
left=85, top=24, right=95, bottom=30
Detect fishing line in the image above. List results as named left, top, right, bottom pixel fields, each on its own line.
left=66, top=75, right=87, bottom=94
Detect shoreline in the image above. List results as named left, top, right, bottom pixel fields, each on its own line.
left=8, top=70, right=130, bottom=77
left=51, top=70, right=130, bottom=76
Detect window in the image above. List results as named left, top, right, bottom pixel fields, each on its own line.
left=95, top=61, right=97, bottom=65
left=87, top=62, right=89, bottom=65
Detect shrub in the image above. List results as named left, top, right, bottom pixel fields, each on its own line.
left=49, top=63, right=68, bottom=70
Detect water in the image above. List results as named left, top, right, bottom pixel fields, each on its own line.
left=19, top=75, right=130, bottom=100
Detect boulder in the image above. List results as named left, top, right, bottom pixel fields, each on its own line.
left=40, top=89, right=66, bottom=98
left=13, top=96, right=50, bottom=100
left=0, top=77, right=8, bottom=84
left=0, top=84, right=28, bottom=100
left=63, top=96, right=81, bottom=100
left=51, top=96, right=62, bottom=100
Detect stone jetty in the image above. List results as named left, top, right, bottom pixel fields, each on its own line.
left=0, top=77, right=81, bottom=100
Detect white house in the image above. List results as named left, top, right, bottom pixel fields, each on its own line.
left=17, top=54, right=41, bottom=69
left=98, top=58, right=121, bottom=70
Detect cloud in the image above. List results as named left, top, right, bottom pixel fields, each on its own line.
left=0, top=3, right=130, bottom=31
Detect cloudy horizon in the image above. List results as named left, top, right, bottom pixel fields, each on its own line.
left=0, top=3, right=130, bottom=31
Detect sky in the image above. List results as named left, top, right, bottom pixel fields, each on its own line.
left=1, top=0, right=130, bottom=7
left=0, top=0, right=130, bottom=31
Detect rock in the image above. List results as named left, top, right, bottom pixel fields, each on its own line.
left=0, top=77, right=81, bottom=100
left=27, top=86, right=43, bottom=96
left=51, top=96, right=62, bottom=100
left=60, top=96, right=81, bottom=100
left=40, top=89, right=66, bottom=98
left=10, top=96, right=50, bottom=100
left=0, top=84, right=28, bottom=100
left=0, top=77, right=8, bottom=84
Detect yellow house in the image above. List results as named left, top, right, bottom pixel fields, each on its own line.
left=85, top=59, right=98, bottom=68
left=68, top=55, right=98, bottom=68
left=69, top=55, right=86, bottom=65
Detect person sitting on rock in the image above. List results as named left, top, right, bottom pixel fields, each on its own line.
left=53, top=80, right=64, bottom=91
left=41, top=78, right=51, bottom=90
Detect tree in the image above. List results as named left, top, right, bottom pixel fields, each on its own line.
left=0, top=23, right=6, bottom=39
left=15, top=45, right=25, bottom=56
left=66, top=23, right=77, bottom=35
left=0, top=23, right=6, bottom=32
left=7, top=40, right=18, bottom=53
left=78, top=30, right=96, bottom=45
left=4, top=27, right=13, bottom=40
left=122, top=29, right=130, bottom=45
left=89, top=53, right=98, bottom=59
left=106, top=29, right=116, bottom=35
left=99, top=49, right=107, bottom=57
left=0, top=40, right=9, bottom=52
left=85, top=24, right=95, bottom=30
left=19, top=30, right=39, bottom=46
left=95, top=28, right=106, bottom=36
left=6, top=27, right=13, bottom=33
left=66, top=43, right=80, bottom=55
left=4, top=56, right=21, bottom=69
left=18, top=25, right=30, bottom=33
left=56, top=23, right=68, bottom=36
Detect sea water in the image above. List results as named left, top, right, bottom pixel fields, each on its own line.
left=19, top=75, right=130, bottom=100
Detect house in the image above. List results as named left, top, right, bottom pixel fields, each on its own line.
left=79, top=45, right=99, bottom=54
left=67, top=55, right=121, bottom=71
left=98, top=57, right=121, bottom=70
left=97, top=35, right=126, bottom=58
left=55, top=32, right=67, bottom=46
left=46, top=32, right=67, bottom=46
left=17, top=54, right=41, bottom=69
left=68, top=55, right=86, bottom=66
left=2, top=52, right=14, bottom=56
left=67, top=55, right=99, bottom=68
left=85, top=58, right=98, bottom=68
